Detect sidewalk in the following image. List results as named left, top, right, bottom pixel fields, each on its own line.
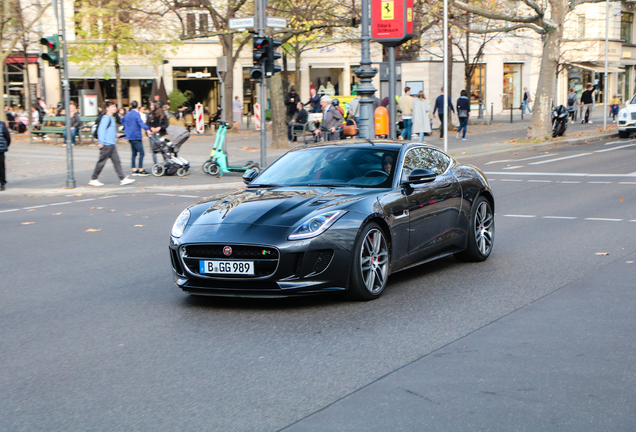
left=0, top=111, right=617, bottom=197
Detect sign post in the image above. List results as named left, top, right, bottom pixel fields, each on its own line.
left=194, top=103, right=204, bottom=134
left=371, top=0, right=413, bottom=139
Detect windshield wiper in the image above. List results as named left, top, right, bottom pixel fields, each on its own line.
left=246, top=183, right=281, bottom=188
left=292, top=183, right=350, bottom=188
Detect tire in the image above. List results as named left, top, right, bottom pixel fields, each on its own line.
left=246, top=164, right=260, bottom=174
left=348, top=223, right=390, bottom=301
left=202, top=161, right=212, bottom=174
left=207, top=162, right=220, bottom=176
left=151, top=163, right=165, bottom=177
left=557, top=123, right=566, bottom=137
left=455, top=196, right=494, bottom=262
left=619, top=130, right=630, bottom=139
left=177, top=167, right=187, bottom=177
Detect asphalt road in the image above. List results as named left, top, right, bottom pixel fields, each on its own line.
left=1, top=136, right=635, bottom=431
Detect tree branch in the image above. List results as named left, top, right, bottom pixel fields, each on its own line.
left=452, top=0, right=544, bottom=25
left=1, top=2, right=51, bottom=61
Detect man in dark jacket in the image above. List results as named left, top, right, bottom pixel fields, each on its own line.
left=580, top=83, right=595, bottom=124
left=121, top=100, right=151, bottom=175
left=288, top=102, right=308, bottom=142
left=0, top=118, right=12, bottom=191
left=432, top=88, right=455, bottom=139
left=285, top=89, right=299, bottom=123
left=304, top=88, right=321, bottom=113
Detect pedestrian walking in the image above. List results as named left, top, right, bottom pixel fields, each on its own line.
left=232, top=96, right=242, bottom=130
left=0, top=117, right=11, bottom=191
left=412, top=91, right=431, bottom=142
left=522, top=87, right=533, bottom=115
left=580, top=83, right=594, bottom=124
left=610, top=94, right=621, bottom=122
left=62, top=102, right=81, bottom=146
left=456, top=89, right=471, bottom=140
left=304, top=88, right=321, bottom=113
left=432, top=87, right=455, bottom=140
left=567, top=87, right=579, bottom=122
left=88, top=101, right=135, bottom=187
left=316, top=96, right=343, bottom=142
left=285, top=89, right=299, bottom=123
left=121, top=100, right=151, bottom=176
left=288, top=101, right=308, bottom=142
left=398, top=87, right=414, bottom=140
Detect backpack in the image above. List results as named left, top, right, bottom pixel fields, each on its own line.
left=92, top=113, right=107, bottom=139
left=567, top=93, right=576, bottom=107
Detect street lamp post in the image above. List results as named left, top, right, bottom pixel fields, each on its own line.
left=443, top=0, right=448, bottom=153
left=604, top=0, right=609, bottom=130
left=354, top=0, right=378, bottom=139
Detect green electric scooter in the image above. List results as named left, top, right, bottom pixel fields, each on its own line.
left=202, top=121, right=259, bottom=177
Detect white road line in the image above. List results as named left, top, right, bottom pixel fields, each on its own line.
left=631, top=220, right=636, bottom=223
left=503, top=214, right=536, bottom=218
left=588, top=181, right=612, bottom=184
left=156, top=193, right=177, bottom=197
left=618, top=182, right=636, bottom=185
left=178, top=195, right=200, bottom=198
left=529, top=153, right=592, bottom=165
left=22, top=205, right=47, bottom=209
left=585, top=218, right=623, bottom=222
left=98, top=196, right=117, bottom=199
left=503, top=166, right=523, bottom=170
left=560, top=181, right=581, bottom=184
left=543, top=216, right=577, bottom=220
left=528, top=180, right=552, bottom=183
left=0, top=209, right=19, bottom=213
left=75, top=198, right=96, bottom=202
left=501, top=179, right=523, bottom=182
left=594, top=143, right=636, bottom=153
left=485, top=154, right=555, bottom=165
left=49, top=202, right=71, bottom=206
left=605, top=140, right=636, bottom=145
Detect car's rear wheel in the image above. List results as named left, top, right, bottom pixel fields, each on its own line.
left=619, top=130, right=630, bottom=138
left=349, top=223, right=389, bottom=300
left=455, top=196, right=494, bottom=262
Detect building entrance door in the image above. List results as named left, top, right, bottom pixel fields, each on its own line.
left=503, top=64, right=522, bottom=109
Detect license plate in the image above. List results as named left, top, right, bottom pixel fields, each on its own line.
left=199, top=260, right=254, bottom=275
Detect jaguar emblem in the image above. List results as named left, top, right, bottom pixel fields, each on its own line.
left=223, top=246, right=232, bottom=256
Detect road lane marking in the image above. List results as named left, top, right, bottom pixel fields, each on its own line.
left=588, top=181, right=612, bottom=184
left=618, top=182, right=636, bottom=185
left=75, top=198, right=96, bottom=202
left=156, top=193, right=177, bottom=197
left=605, top=140, right=636, bottom=145
left=529, top=153, right=592, bottom=165
left=560, top=181, right=581, bottom=184
left=543, top=216, right=577, bottom=220
left=503, top=214, right=536, bottom=218
left=0, top=209, right=19, bottom=213
left=485, top=154, right=556, bottom=165
left=528, top=180, right=552, bottom=183
left=585, top=218, right=623, bottom=222
left=503, top=166, right=523, bottom=170
left=594, top=143, right=636, bottom=153
left=484, top=172, right=636, bottom=178
left=98, top=196, right=117, bottom=199
left=501, top=179, right=523, bottom=182
left=49, top=202, right=72, bottom=206
left=22, top=205, right=47, bottom=209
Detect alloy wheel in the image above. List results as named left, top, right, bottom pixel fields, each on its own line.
left=474, top=200, right=494, bottom=256
left=360, top=228, right=389, bottom=294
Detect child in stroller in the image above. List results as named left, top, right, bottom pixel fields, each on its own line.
left=150, top=125, right=191, bottom=177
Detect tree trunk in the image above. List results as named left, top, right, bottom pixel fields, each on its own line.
left=0, top=66, right=5, bottom=122
left=220, top=34, right=235, bottom=132
left=22, top=48, right=33, bottom=130
left=269, top=72, right=288, bottom=149
left=114, top=44, right=123, bottom=107
left=294, top=48, right=302, bottom=97
left=527, top=11, right=565, bottom=139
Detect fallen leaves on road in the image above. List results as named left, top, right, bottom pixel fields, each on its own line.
left=620, top=197, right=624, bottom=202
left=89, top=207, right=103, bottom=210
left=52, top=213, right=62, bottom=215
left=74, top=193, right=82, bottom=196
left=108, top=209, right=116, bottom=212
left=27, top=209, right=35, bottom=212
left=595, top=252, right=610, bottom=256
left=21, top=222, right=35, bottom=225
left=134, top=225, right=144, bottom=227
left=627, top=261, right=634, bottom=264
left=85, top=228, right=101, bottom=232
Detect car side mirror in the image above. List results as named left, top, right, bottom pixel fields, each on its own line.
left=242, top=168, right=259, bottom=185
left=406, top=168, right=436, bottom=184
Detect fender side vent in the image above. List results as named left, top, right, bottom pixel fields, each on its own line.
left=313, top=250, right=334, bottom=274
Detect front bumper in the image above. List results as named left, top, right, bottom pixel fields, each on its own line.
left=169, top=222, right=360, bottom=297
left=618, top=119, right=636, bottom=131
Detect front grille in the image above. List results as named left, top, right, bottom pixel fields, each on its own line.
left=184, top=244, right=278, bottom=260
left=313, top=250, right=334, bottom=274
left=181, top=244, right=279, bottom=278
left=631, top=112, right=636, bottom=120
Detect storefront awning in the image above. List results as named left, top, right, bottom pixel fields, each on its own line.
left=67, top=65, right=158, bottom=79
left=567, top=62, right=624, bottom=73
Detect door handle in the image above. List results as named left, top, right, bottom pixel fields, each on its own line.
left=394, top=209, right=409, bottom=220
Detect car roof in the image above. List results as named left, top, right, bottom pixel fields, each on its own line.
left=290, top=139, right=445, bottom=153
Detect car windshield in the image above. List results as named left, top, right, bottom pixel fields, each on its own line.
left=251, top=147, right=399, bottom=188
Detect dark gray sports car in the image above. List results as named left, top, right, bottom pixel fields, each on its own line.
left=169, top=140, right=494, bottom=300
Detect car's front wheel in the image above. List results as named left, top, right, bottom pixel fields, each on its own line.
left=455, top=196, right=494, bottom=262
left=349, top=223, right=390, bottom=300
left=619, top=130, right=630, bottom=138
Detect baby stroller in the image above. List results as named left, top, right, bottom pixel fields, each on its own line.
left=150, top=125, right=191, bottom=177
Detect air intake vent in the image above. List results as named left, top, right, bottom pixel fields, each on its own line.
left=170, top=248, right=185, bottom=276
left=313, top=250, right=334, bottom=274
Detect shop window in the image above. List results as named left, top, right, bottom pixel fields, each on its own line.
left=621, top=13, right=633, bottom=44
left=469, top=64, right=486, bottom=105
left=503, top=64, right=522, bottom=108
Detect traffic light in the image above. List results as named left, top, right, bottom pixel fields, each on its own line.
left=250, top=67, right=263, bottom=81
left=252, top=36, right=268, bottom=67
left=40, top=35, right=61, bottom=69
left=265, top=38, right=282, bottom=77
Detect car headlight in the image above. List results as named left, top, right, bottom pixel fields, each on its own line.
left=622, top=112, right=628, bottom=119
left=171, top=208, right=191, bottom=238
left=288, top=210, right=347, bottom=240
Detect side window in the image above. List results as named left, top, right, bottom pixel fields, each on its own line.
left=402, top=148, right=451, bottom=177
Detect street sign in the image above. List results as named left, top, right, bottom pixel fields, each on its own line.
left=229, top=17, right=255, bottom=30
left=187, top=72, right=212, bottom=78
left=371, top=0, right=413, bottom=47
left=266, top=17, right=287, bottom=29
left=217, top=56, right=227, bottom=73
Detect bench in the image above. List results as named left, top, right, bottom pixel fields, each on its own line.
left=30, top=116, right=97, bottom=145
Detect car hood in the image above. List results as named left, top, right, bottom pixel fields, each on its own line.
left=191, top=187, right=375, bottom=227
